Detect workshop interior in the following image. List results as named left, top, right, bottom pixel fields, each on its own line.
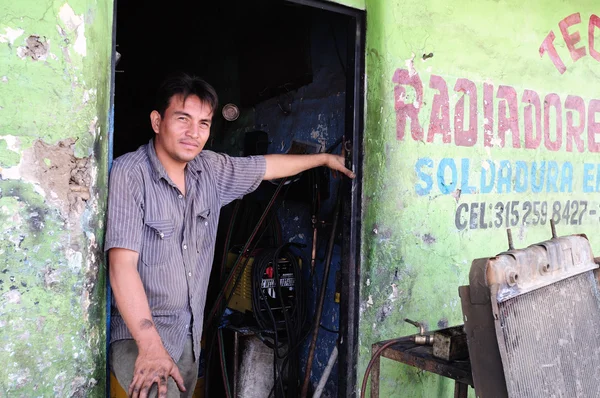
left=112, top=0, right=360, bottom=397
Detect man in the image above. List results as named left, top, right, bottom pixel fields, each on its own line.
left=105, top=73, right=354, bottom=398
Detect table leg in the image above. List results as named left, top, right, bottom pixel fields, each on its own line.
left=454, top=381, right=468, bottom=398
left=370, top=345, right=381, bottom=398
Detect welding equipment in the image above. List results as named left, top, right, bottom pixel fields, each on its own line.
left=224, top=248, right=302, bottom=331
left=224, top=244, right=305, bottom=398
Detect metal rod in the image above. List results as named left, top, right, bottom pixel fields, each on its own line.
left=551, top=219, right=557, bottom=238
left=301, top=180, right=344, bottom=398
left=507, top=229, right=514, bottom=250
left=313, top=346, right=338, bottom=398
left=311, top=216, right=318, bottom=275
left=233, top=331, right=239, bottom=398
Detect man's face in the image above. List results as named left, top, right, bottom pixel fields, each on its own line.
left=150, top=94, right=213, bottom=165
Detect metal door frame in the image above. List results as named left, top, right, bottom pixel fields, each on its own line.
left=286, top=1, right=365, bottom=395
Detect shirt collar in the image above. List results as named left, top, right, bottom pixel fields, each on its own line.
left=146, top=138, right=203, bottom=181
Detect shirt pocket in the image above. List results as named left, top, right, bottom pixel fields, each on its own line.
left=141, top=219, right=174, bottom=267
left=195, top=208, right=211, bottom=253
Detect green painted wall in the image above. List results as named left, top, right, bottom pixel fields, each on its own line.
left=0, top=0, right=112, bottom=396
left=361, top=0, right=600, bottom=396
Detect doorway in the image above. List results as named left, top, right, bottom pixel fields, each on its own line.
left=110, top=0, right=364, bottom=396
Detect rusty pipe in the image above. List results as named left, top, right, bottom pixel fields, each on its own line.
left=404, top=318, right=434, bottom=345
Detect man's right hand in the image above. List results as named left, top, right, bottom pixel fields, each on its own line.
left=128, top=342, right=186, bottom=398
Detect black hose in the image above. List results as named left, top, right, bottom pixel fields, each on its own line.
left=252, top=244, right=305, bottom=397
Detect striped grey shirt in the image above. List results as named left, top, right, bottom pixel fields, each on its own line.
left=105, top=139, right=266, bottom=361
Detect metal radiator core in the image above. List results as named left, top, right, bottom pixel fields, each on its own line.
left=498, top=271, right=600, bottom=398
left=460, top=233, right=600, bottom=397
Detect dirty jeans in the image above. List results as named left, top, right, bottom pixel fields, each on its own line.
left=110, top=337, right=198, bottom=398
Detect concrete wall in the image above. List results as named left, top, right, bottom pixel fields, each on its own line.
left=361, top=0, right=600, bottom=396
left=0, top=0, right=112, bottom=396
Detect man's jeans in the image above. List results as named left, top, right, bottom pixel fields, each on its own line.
left=110, top=337, right=198, bottom=398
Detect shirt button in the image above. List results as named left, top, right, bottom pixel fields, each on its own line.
left=183, top=244, right=188, bottom=250
left=159, top=232, right=164, bottom=239
left=205, top=221, right=208, bottom=226
left=188, top=272, right=192, bottom=277
left=178, top=194, right=183, bottom=199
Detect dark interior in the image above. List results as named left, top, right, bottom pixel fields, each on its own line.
left=114, top=0, right=324, bottom=158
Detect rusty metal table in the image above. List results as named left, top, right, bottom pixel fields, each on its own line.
left=370, top=336, right=473, bottom=398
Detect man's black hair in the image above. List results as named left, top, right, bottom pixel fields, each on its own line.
left=155, top=72, right=219, bottom=118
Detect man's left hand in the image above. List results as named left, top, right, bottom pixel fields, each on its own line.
left=263, top=152, right=355, bottom=181
left=324, top=154, right=355, bottom=179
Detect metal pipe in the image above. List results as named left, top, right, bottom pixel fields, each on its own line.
left=312, top=346, right=338, bottom=398
left=404, top=318, right=425, bottom=335
left=311, top=215, right=318, bottom=275
left=301, top=180, right=344, bottom=398
left=507, top=229, right=514, bottom=250
left=233, top=331, right=239, bottom=398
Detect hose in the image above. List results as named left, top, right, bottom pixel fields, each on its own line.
left=360, top=338, right=404, bottom=398
left=205, top=177, right=288, bottom=332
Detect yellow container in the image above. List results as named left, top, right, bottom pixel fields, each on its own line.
left=110, top=370, right=204, bottom=397
left=109, top=372, right=127, bottom=398
left=225, top=252, right=255, bottom=313
left=192, top=376, right=205, bottom=398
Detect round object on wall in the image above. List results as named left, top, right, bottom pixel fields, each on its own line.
left=222, top=103, right=240, bottom=121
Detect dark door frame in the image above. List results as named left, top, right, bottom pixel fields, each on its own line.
left=286, top=1, right=365, bottom=396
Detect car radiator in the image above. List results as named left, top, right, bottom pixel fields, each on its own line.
left=460, top=232, right=600, bottom=398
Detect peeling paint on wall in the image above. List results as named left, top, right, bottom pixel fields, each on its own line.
left=0, top=0, right=112, bottom=396
left=17, top=35, right=50, bottom=61
left=0, top=28, right=24, bottom=45
left=59, top=3, right=87, bottom=57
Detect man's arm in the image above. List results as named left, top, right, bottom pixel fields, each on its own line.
left=109, top=248, right=185, bottom=398
left=263, top=153, right=354, bottom=181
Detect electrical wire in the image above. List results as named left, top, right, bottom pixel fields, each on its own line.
left=205, top=177, right=288, bottom=333
left=360, top=338, right=404, bottom=398
left=252, top=245, right=305, bottom=398
left=219, top=200, right=242, bottom=282
left=223, top=197, right=287, bottom=311
left=319, top=324, right=339, bottom=334
left=208, top=142, right=343, bottom=396
left=218, top=329, right=232, bottom=398
left=206, top=201, right=268, bottom=397
left=206, top=183, right=291, bottom=397
left=272, top=244, right=302, bottom=397
left=205, top=200, right=242, bottom=398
